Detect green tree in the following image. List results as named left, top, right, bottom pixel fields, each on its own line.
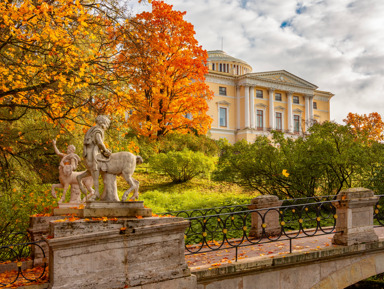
left=214, top=122, right=382, bottom=198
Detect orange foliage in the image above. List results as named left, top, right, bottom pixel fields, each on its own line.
left=344, top=112, right=384, bottom=142
left=0, top=0, right=134, bottom=190
left=0, top=0, right=122, bottom=123
left=115, top=1, right=213, bottom=138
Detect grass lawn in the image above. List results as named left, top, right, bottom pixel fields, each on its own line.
left=117, top=165, right=259, bottom=213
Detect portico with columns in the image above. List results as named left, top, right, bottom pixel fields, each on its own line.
left=205, top=50, right=334, bottom=143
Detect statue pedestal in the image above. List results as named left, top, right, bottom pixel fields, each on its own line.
left=101, top=173, right=119, bottom=201
left=53, top=201, right=152, bottom=218
left=47, top=216, right=195, bottom=289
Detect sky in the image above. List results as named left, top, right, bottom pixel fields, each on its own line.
left=136, top=0, right=384, bottom=123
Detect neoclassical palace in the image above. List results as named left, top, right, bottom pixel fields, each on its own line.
left=205, top=50, right=333, bottom=143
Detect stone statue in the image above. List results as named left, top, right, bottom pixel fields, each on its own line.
left=51, top=140, right=94, bottom=203
left=77, top=115, right=143, bottom=202
left=76, top=115, right=111, bottom=200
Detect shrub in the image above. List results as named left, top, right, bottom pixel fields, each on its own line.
left=150, top=149, right=216, bottom=183
left=158, top=133, right=220, bottom=157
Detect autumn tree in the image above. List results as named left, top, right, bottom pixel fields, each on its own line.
left=116, top=0, right=213, bottom=138
left=344, top=112, right=384, bottom=142
left=0, top=0, right=135, bottom=191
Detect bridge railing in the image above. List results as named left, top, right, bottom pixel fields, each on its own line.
left=161, top=196, right=339, bottom=261
left=0, top=230, right=48, bottom=288
left=162, top=192, right=384, bottom=261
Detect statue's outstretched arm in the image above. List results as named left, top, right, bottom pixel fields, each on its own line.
left=52, top=139, right=65, bottom=158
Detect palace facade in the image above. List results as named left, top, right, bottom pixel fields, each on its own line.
left=205, top=50, right=333, bottom=143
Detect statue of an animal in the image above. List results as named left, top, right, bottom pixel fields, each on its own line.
left=77, top=151, right=143, bottom=202
left=51, top=164, right=94, bottom=203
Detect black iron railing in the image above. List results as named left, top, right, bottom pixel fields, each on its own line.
left=0, top=232, right=48, bottom=288
left=161, top=196, right=339, bottom=261
left=185, top=201, right=338, bottom=260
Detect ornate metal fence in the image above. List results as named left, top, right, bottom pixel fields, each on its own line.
left=161, top=196, right=339, bottom=261
left=0, top=231, right=48, bottom=288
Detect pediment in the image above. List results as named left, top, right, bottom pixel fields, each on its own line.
left=275, top=105, right=285, bottom=110
left=293, top=108, right=303, bottom=113
left=256, top=103, right=267, bottom=108
left=217, top=100, right=231, bottom=106
left=249, top=70, right=318, bottom=90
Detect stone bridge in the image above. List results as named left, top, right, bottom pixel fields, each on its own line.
left=193, top=229, right=384, bottom=289
left=191, top=187, right=384, bottom=289
left=23, top=187, right=384, bottom=289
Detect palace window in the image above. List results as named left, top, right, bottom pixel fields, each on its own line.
left=313, top=102, right=317, bottom=109
left=294, top=115, right=300, bottom=133
left=275, top=93, right=282, bottom=101
left=219, top=87, right=227, bottom=96
left=256, top=110, right=264, bottom=130
left=219, top=107, right=227, bottom=127
left=256, top=90, right=263, bottom=99
left=293, top=96, right=299, bottom=104
left=276, top=112, right=282, bottom=131
left=212, top=63, right=215, bottom=71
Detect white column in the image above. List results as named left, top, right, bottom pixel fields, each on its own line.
left=244, top=85, right=250, bottom=128
left=250, top=86, right=255, bottom=129
left=287, top=92, right=293, bottom=133
left=309, top=95, right=314, bottom=125
left=305, top=95, right=310, bottom=131
left=269, top=89, right=275, bottom=129
left=236, top=86, right=240, bottom=130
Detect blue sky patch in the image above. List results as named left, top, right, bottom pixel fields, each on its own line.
left=280, top=20, right=291, bottom=28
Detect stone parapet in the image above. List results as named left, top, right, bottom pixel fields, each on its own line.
left=332, top=187, right=379, bottom=246
left=28, top=215, right=67, bottom=266
left=248, top=195, right=283, bottom=238
left=47, top=216, right=193, bottom=289
left=194, top=238, right=384, bottom=289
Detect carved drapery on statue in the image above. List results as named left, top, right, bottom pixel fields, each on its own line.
left=77, top=115, right=143, bottom=202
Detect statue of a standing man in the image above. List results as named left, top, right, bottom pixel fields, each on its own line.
left=77, top=115, right=111, bottom=200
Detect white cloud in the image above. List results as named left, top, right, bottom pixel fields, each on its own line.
left=164, top=0, right=384, bottom=123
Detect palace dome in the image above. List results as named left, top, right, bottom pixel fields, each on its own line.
left=207, top=50, right=252, bottom=75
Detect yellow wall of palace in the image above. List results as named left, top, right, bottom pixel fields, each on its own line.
left=205, top=77, right=332, bottom=143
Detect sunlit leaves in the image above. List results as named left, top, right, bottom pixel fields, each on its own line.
left=0, top=0, right=128, bottom=192
left=116, top=0, right=213, bottom=138
left=344, top=112, right=384, bottom=143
